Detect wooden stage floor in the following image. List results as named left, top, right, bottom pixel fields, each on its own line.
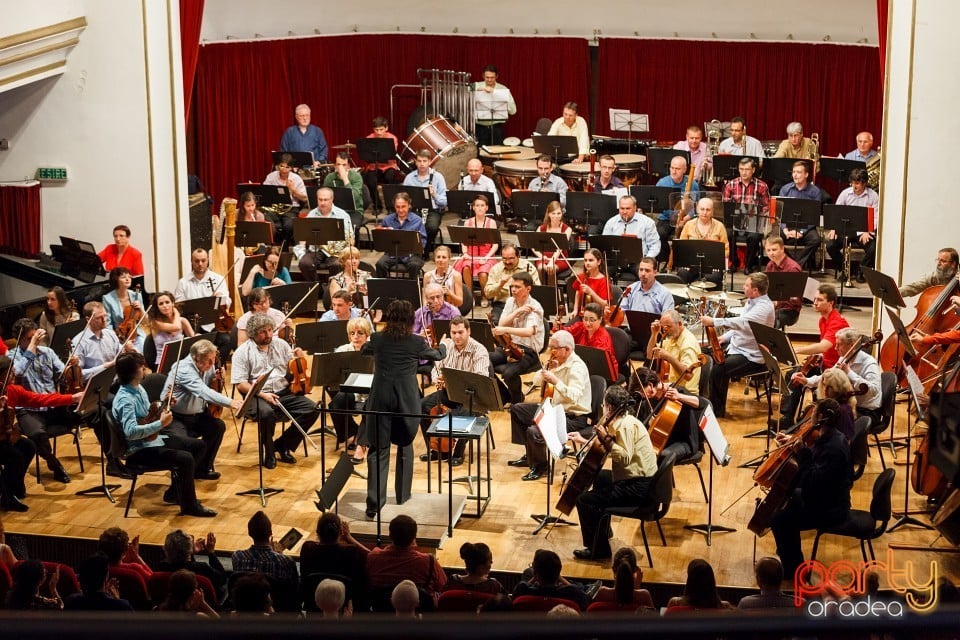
left=5, top=372, right=957, bottom=593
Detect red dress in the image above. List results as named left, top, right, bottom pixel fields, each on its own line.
left=571, top=273, right=611, bottom=314
left=535, top=223, right=571, bottom=272
left=567, top=321, right=619, bottom=380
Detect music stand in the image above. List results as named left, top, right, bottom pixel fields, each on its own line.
left=447, top=225, right=502, bottom=273
left=332, top=187, right=360, bottom=213
left=236, top=183, right=291, bottom=208
left=235, top=221, right=274, bottom=249
left=565, top=192, right=617, bottom=235
left=49, top=318, right=87, bottom=362
left=372, top=229, right=424, bottom=272
left=647, top=148, right=690, bottom=178
left=293, top=217, right=346, bottom=250
left=588, top=235, right=647, bottom=280
left=357, top=138, right=396, bottom=168
left=380, top=184, right=431, bottom=213
left=766, top=272, right=808, bottom=309
left=475, top=89, right=511, bottom=122
left=531, top=285, right=559, bottom=319
left=609, top=109, right=649, bottom=152
left=820, top=157, right=865, bottom=186
left=296, top=320, right=347, bottom=354
left=575, top=345, right=616, bottom=384
left=510, top=192, right=559, bottom=227
left=671, top=240, right=725, bottom=287
left=447, top=190, right=481, bottom=219
left=271, top=151, right=314, bottom=169
left=75, top=365, right=120, bottom=502
left=748, top=321, right=799, bottom=367
left=157, top=333, right=216, bottom=375
left=684, top=402, right=736, bottom=545
left=761, top=158, right=813, bottom=185
left=235, top=373, right=282, bottom=506
left=366, top=277, right=420, bottom=309
left=861, top=267, right=906, bottom=309
left=177, top=296, right=220, bottom=332
left=315, top=453, right=357, bottom=511
left=517, top=231, right=570, bottom=281
left=630, top=186, right=678, bottom=218
left=712, top=155, right=761, bottom=184
left=468, top=319, right=498, bottom=351
left=623, top=310, right=660, bottom=351
left=266, top=282, right=319, bottom=317
left=533, top=135, right=579, bottom=165
left=823, top=204, right=869, bottom=309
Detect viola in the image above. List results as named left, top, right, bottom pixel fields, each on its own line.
left=603, top=285, right=630, bottom=328
left=59, top=338, right=85, bottom=395
left=214, top=304, right=235, bottom=333
left=286, top=323, right=312, bottom=396
left=487, top=312, right=523, bottom=361
left=206, top=354, right=226, bottom=419
left=117, top=285, right=144, bottom=342
left=540, top=354, right=559, bottom=400
left=0, top=396, right=20, bottom=445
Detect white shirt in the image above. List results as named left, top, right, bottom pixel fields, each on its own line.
left=263, top=170, right=306, bottom=205
left=457, top=174, right=501, bottom=213
left=835, top=187, right=880, bottom=234
left=174, top=269, right=231, bottom=332
left=601, top=213, right=661, bottom=259
left=718, top=135, right=766, bottom=158
left=714, top=294, right=775, bottom=364
left=547, top=116, right=590, bottom=156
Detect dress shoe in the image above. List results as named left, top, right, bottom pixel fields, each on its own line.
left=106, top=460, right=134, bottom=479
left=276, top=450, right=296, bottom=464
left=573, top=547, right=611, bottom=561
left=194, top=470, right=221, bottom=480
left=450, top=456, right=464, bottom=467
left=1, top=496, right=29, bottom=512
left=522, top=468, right=544, bottom=481
left=365, top=508, right=378, bottom=519
left=51, top=465, right=71, bottom=484
left=857, top=272, right=867, bottom=283
left=262, top=455, right=277, bottom=470
left=507, top=455, right=529, bottom=467
left=420, top=450, right=441, bottom=462
left=180, top=502, right=217, bottom=517
left=162, top=487, right=180, bottom=504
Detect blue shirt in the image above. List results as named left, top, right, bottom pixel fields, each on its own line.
left=252, top=267, right=292, bottom=289
left=11, top=345, right=63, bottom=399
left=320, top=308, right=361, bottom=322
left=844, top=149, right=877, bottom=162
left=600, top=213, right=661, bottom=260
left=778, top=182, right=823, bottom=232
left=161, top=356, right=233, bottom=416
left=403, top=170, right=448, bottom=210
left=382, top=212, right=427, bottom=248
left=280, top=124, right=328, bottom=163
left=101, top=289, right=146, bottom=350
left=654, top=176, right=700, bottom=221
left=622, top=281, right=675, bottom=314
left=72, top=328, right=122, bottom=381
left=113, top=383, right=166, bottom=455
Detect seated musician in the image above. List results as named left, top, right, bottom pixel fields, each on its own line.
left=718, top=117, right=765, bottom=157
left=700, top=273, right=775, bottom=418
left=9, top=319, right=82, bottom=485
left=507, top=330, right=591, bottom=481
left=722, top=157, right=770, bottom=274
left=844, top=131, right=878, bottom=162
left=483, top=243, right=539, bottom=320
left=98, top=225, right=145, bottom=277
left=418, top=316, right=491, bottom=466
left=490, top=272, right=544, bottom=407
left=801, top=328, right=883, bottom=430
left=566, top=303, right=618, bottom=381
left=102, top=267, right=147, bottom=352
left=414, top=283, right=460, bottom=336
left=764, top=236, right=803, bottom=329
left=236, top=288, right=289, bottom=346
left=296, top=186, right=355, bottom=283
left=771, top=398, right=851, bottom=577
left=620, top=257, right=675, bottom=315
left=329, top=246, right=370, bottom=308
left=655, top=155, right=700, bottom=264
left=323, top=152, right=364, bottom=215
left=230, top=313, right=320, bottom=469
left=459, top=158, right=501, bottom=215
left=570, top=248, right=610, bottom=318
left=173, top=248, right=233, bottom=363
left=899, top=247, right=958, bottom=299
left=453, top=194, right=499, bottom=305
left=826, top=168, right=880, bottom=282
left=632, top=366, right=703, bottom=461
left=673, top=125, right=712, bottom=182
left=531, top=201, right=573, bottom=287
left=374, top=192, right=428, bottom=279
left=678, top=198, right=728, bottom=287
left=321, top=290, right=361, bottom=322
left=161, top=339, right=242, bottom=480
left=594, top=155, right=624, bottom=193
left=780, top=284, right=849, bottom=428
left=423, top=245, right=463, bottom=308
left=263, top=153, right=309, bottom=242
left=528, top=154, right=569, bottom=208
left=147, top=291, right=194, bottom=368
left=330, top=317, right=373, bottom=458
left=0, top=358, right=81, bottom=512
left=362, top=116, right=402, bottom=212
left=600, top=196, right=661, bottom=278
left=240, top=247, right=291, bottom=297
left=37, top=286, right=79, bottom=347
left=570, top=384, right=657, bottom=561
left=773, top=122, right=820, bottom=171
left=547, top=102, right=590, bottom=164
left=647, top=310, right=701, bottom=392
left=779, top=161, right=823, bottom=270
left=112, top=352, right=216, bottom=517
left=402, top=149, right=447, bottom=249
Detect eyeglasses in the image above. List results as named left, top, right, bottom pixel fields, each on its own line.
left=349, top=331, right=367, bottom=336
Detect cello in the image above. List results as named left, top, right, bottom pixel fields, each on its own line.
left=646, top=354, right=707, bottom=455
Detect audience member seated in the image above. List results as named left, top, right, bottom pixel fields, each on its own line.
left=366, top=514, right=447, bottom=609
left=64, top=552, right=134, bottom=611
left=478, top=593, right=514, bottom=613
left=300, top=512, right=370, bottom=609
left=315, top=578, right=350, bottom=618
left=229, top=572, right=274, bottom=615
left=5, top=559, right=63, bottom=610
left=591, top=547, right=654, bottom=611
left=156, top=569, right=219, bottom=617
left=159, top=529, right=228, bottom=602
left=230, top=511, right=299, bottom=589
left=98, top=526, right=153, bottom=582
left=511, top=549, right=590, bottom=611
left=665, top=558, right=734, bottom=614
left=441, top=542, right=505, bottom=595
left=547, top=603, right=581, bottom=617
left=391, top=579, right=422, bottom=618
left=738, top=556, right=797, bottom=611
left=0, top=519, right=18, bottom=569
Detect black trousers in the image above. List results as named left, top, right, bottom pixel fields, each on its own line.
left=245, top=392, right=319, bottom=459
left=771, top=493, right=847, bottom=577
left=490, top=346, right=540, bottom=406
left=476, top=123, right=505, bottom=146
left=827, top=233, right=876, bottom=273
left=363, top=168, right=401, bottom=210
left=509, top=402, right=589, bottom=470
left=375, top=254, right=425, bottom=279
left=785, top=227, right=820, bottom=270
left=126, top=433, right=205, bottom=509
left=708, top=353, right=766, bottom=418
left=170, top=412, right=225, bottom=473
left=576, top=470, right=653, bottom=555
left=298, top=252, right=342, bottom=283
left=16, top=407, right=80, bottom=468
left=0, top=438, right=37, bottom=500
left=656, top=219, right=674, bottom=263
left=727, top=229, right=764, bottom=270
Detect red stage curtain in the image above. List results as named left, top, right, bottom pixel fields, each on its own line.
left=595, top=38, right=882, bottom=154
left=0, top=183, right=42, bottom=258
left=876, top=0, right=888, bottom=83
left=193, top=34, right=590, bottom=202
left=179, top=0, right=204, bottom=124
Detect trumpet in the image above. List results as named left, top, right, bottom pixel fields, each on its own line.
left=704, top=119, right=722, bottom=187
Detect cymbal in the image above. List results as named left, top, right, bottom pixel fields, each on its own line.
left=333, top=143, right=356, bottom=150
left=707, top=290, right=746, bottom=304
left=690, top=280, right=718, bottom=290
left=664, top=283, right=689, bottom=298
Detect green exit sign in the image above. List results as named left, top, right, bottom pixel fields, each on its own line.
left=37, top=167, right=68, bottom=181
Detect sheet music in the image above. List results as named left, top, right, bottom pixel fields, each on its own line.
left=604, top=186, right=628, bottom=201
left=698, top=404, right=731, bottom=466
left=802, top=276, right=821, bottom=302
left=475, top=88, right=511, bottom=120
left=534, top=398, right=567, bottom=459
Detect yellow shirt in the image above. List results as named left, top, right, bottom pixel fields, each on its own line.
left=663, top=327, right=701, bottom=391
left=607, top=413, right=658, bottom=482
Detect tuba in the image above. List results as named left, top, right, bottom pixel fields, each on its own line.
left=866, top=152, right=881, bottom=190
left=704, top=119, right=722, bottom=187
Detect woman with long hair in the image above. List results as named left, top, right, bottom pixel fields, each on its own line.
left=240, top=246, right=291, bottom=297
left=666, top=558, right=732, bottom=613
left=37, top=286, right=79, bottom=346
left=156, top=569, right=218, bottom=617
left=238, top=191, right=266, bottom=222
left=531, top=201, right=572, bottom=286
left=592, top=547, right=654, bottom=610
left=441, top=542, right=505, bottom=595
left=360, top=300, right=445, bottom=518
left=570, top=248, right=610, bottom=318
left=329, top=246, right=368, bottom=308
left=147, top=291, right=194, bottom=367
left=453, top=194, right=498, bottom=307
left=424, top=245, right=463, bottom=308
left=102, top=266, right=146, bottom=350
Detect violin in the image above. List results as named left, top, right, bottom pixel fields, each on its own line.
left=540, top=353, right=559, bottom=400
left=286, top=322, right=312, bottom=396
left=603, top=285, right=630, bottom=328
left=59, top=338, right=85, bottom=395
left=277, top=302, right=293, bottom=343
left=206, top=354, right=226, bottom=419
left=214, top=304, right=235, bottom=333
left=487, top=312, right=523, bottom=361
left=117, top=285, right=144, bottom=341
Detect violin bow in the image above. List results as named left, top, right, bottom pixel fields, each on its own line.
left=272, top=283, right=320, bottom=335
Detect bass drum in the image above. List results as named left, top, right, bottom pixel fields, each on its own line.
left=399, top=116, right=477, bottom=187
left=492, top=159, right=538, bottom=201
left=558, top=162, right=593, bottom=191
left=613, top=153, right=646, bottom=187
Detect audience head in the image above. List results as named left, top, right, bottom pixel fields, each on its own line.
left=77, top=552, right=111, bottom=595
left=754, top=556, right=785, bottom=591
left=459, top=541, right=493, bottom=576
left=547, top=603, right=580, bottom=617
left=388, top=514, right=418, bottom=547
left=247, top=510, right=272, bottom=545
left=231, top=573, right=273, bottom=615
left=160, top=569, right=198, bottom=611
left=478, top=593, right=514, bottom=613
left=97, top=526, right=131, bottom=564
left=532, top=549, right=563, bottom=585
left=683, top=558, right=723, bottom=608
left=391, top=579, right=420, bottom=616
left=316, top=512, right=344, bottom=544
left=7, top=559, right=45, bottom=608
left=163, top=529, right=194, bottom=564
left=315, top=578, right=347, bottom=616
left=612, top=547, right=641, bottom=606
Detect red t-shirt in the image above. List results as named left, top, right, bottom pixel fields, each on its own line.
left=99, top=244, right=145, bottom=276
left=819, top=308, right=850, bottom=368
